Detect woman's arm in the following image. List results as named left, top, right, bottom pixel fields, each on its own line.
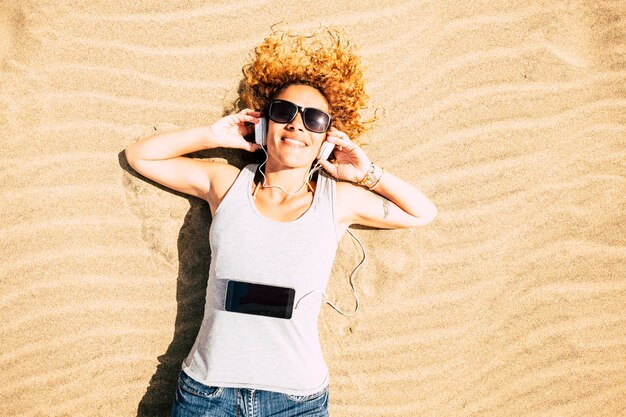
left=335, top=175, right=437, bottom=229
left=125, top=126, right=216, bottom=162
left=125, top=110, right=261, bottom=162
left=319, top=127, right=437, bottom=229
left=124, top=109, right=262, bottom=200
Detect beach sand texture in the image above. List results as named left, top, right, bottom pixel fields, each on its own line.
left=1, top=1, right=625, bottom=416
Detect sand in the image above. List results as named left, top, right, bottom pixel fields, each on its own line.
left=1, top=1, right=625, bottom=416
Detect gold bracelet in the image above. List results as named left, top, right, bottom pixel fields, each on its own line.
left=368, top=167, right=385, bottom=190
left=357, top=162, right=375, bottom=186
left=357, top=162, right=383, bottom=189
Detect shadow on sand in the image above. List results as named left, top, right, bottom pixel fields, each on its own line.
left=136, top=198, right=212, bottom=417
left=119, top=132, right=260, bottom=416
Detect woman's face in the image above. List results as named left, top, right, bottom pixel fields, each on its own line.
left=265, top=84, right=330, bottom=169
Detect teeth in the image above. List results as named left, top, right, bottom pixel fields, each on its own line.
left=283, top=138, right=305, bottom=147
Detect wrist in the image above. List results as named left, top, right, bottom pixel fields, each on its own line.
left=202, top=126, right=221, bottom=149
left=355, top=162, right=372, bottom=182
left=356, top=162, right=384, bottom=190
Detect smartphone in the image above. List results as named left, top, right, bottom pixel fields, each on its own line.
left=224, top=280, right=295, bottom=319
left=255, top=116, right=334, bottom=161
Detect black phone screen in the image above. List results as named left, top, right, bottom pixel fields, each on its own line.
left=224, top=280, right=295, bottom=319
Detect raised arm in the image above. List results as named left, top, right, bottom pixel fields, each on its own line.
left=124, top=109, right=262, bottom=201
left=319, top=127, right=437, bottom=229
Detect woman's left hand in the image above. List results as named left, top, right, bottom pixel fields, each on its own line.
left=318, top=127, right=371, bottom=183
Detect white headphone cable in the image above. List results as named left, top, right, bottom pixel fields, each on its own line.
left=321, top=228, right=364, bottom=317
left=256, top=145, right=322, bottom=196
left=256, top=145, right=364, bottom=317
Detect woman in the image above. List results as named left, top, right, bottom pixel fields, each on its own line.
left=125, top=29, right=437, bottom=417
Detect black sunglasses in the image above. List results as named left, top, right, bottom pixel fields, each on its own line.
left=267, top=99, right=332, bottom=133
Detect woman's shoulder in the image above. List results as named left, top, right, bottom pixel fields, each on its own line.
left=207, top=161, right=241, bottom=182
left=334, top=178, right=356, bottom=192
left=210, top=162, right=257, bottom=182
left=206, top=163, right=256, bottom=214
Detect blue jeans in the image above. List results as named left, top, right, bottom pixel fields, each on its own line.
left=170, top=370, right=330, bottom=417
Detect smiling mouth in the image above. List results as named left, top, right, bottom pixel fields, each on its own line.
left=282, top=137, right=307, bottom=147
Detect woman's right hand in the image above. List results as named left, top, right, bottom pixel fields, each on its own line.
left=207, top=108, right=263, bottom=152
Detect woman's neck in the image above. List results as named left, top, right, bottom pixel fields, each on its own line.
left=257, top=161, right=314, bottom=200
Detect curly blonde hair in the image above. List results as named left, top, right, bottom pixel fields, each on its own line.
left=240, top=28, right=370, bottom=141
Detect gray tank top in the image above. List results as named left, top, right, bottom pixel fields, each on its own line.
left=182, top=163, right=340, bottom=396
